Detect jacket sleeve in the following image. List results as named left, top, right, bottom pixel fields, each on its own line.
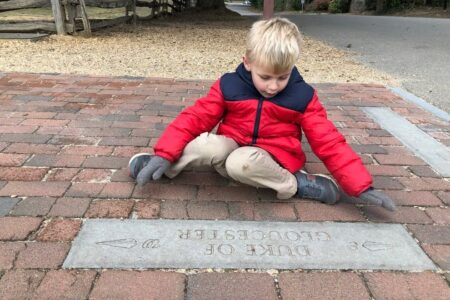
left=154, top=80, right=226, bottom=163
left=299, top=91, right=372, bottom=196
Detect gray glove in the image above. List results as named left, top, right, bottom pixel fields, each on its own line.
left=358, top=188, right=397, bottom=212
left=136, top=155, right=171, bottom=185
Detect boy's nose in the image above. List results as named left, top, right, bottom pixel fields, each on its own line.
left=268, top=81, right=278, bottom=91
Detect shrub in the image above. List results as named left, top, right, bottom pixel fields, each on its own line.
left=275, top=0, right=287, bottom=11
left=306, top=0, right=331, bottom=11
left=290, top=0, right=303, bottom=10
left=328, top=0, right=349, bottom=13
left=250, top=0, right=264, bottom=9
left=386, top=0, right=415, bottom=10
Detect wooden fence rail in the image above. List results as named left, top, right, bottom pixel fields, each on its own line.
left=0, top=0, right=136, bottom=11
left=0, top=0, right=187, bottom=36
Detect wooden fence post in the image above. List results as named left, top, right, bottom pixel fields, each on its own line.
left=50, top=0, right=66, bottom=34
left=78, top=0, right=91, bottom=35
left=263, top=0, right=274, bottom=19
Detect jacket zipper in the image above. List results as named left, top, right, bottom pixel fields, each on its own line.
left=252, top=97, right=264, bottom=144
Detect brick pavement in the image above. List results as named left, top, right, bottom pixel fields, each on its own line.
left=0, top=72, right=449, bottom=299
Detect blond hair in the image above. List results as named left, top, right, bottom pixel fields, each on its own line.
left=246, top=18, right=302, bottom=73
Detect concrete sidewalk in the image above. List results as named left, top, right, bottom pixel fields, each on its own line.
left=0, top=72, right=449, bottom=299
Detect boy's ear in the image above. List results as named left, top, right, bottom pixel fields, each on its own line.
left=243, top=56, right=252, bottom=72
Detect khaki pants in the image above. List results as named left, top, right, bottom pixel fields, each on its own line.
left=165, top=132, right=298, bottom=199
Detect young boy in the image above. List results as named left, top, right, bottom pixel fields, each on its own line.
left=128, top=18, right=396, bottom=211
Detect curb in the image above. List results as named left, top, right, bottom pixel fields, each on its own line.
left=388, top=86, right=450, bottom=123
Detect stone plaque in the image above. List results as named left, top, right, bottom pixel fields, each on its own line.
left=63, top=219, right=436, bottom=271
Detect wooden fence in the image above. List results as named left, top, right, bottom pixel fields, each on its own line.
left=0, top=0, right=189, bottom=36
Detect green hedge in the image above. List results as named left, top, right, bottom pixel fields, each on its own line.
left=328, top=0, right=349, bottom=13
left=250, top=0, right=303, bottom=10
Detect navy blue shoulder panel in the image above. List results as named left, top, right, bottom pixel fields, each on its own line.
left=220, top=65, right=260, bottom=101
left=271, top=68, right=315, bottom=112
left=220, top=63, right=315, bottom=113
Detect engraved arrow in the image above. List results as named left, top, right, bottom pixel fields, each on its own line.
left=96, top=239, right=137, bottom=249
left=362, top=241, right=393, bottom=252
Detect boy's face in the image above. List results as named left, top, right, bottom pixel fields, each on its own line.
left=243, top=57, right=292, bottom=99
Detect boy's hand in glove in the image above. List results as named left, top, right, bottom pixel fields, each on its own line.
left=136, top=156, right=170, bottom=185
left=357, top=188, right=397, bottom=211
left=128, top=153, right=171, bottom=185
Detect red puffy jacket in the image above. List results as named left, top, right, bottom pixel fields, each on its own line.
left=155, top=64, right=372, bottom=196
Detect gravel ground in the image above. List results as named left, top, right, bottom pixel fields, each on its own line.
left=0, top=9, right=397, bottom=85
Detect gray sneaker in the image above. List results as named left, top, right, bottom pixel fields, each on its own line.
left=128, top=153, right=152, bottom=179
left=295, top=171, right=340, bottom=204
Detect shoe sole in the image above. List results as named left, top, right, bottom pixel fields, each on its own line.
left=128, top=152, right=152, bottom=178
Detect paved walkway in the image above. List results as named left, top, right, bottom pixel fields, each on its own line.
left=0, top=72, right=449, bottom=299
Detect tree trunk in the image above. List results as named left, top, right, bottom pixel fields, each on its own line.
left=263, top=0, right=273, bottom=19
left=195, top=0, right=224, bottom=9
left=375, top=0, right=385, bottom=13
